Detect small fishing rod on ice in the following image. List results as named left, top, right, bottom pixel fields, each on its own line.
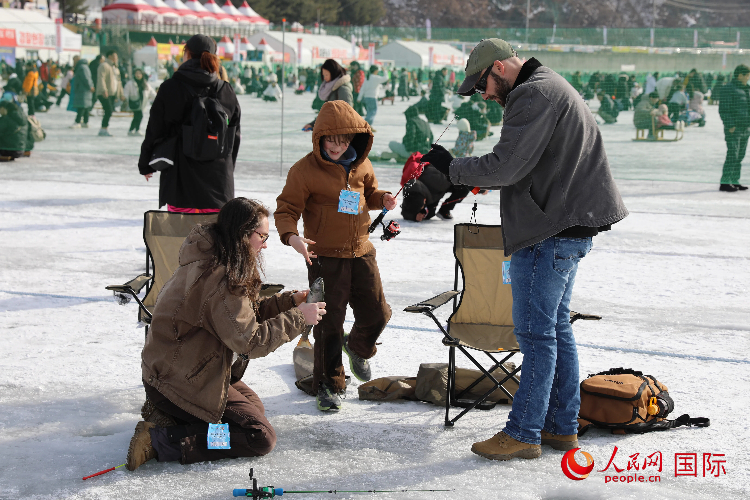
left=368, top=115, right=457, bottom=240
left=234, top=469, right=453, bottom=498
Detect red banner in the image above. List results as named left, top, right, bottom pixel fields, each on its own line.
left=0, top=28, right=16, bottom=48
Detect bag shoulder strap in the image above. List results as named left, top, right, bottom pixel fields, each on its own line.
left=619, top=414, right=710, bottom=434
left=665, top=414, right=711, bottom=430
left=578, top=415, right=710, bottom=436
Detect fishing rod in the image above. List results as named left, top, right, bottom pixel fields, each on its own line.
left=82, top=463, right=126, bottom=480
left=234, top=469, right=453, bottom=498
left=368, top=115, right=458, bottom=239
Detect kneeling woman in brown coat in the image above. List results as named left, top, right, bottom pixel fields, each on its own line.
left=127, top=197, right=326, bottom=470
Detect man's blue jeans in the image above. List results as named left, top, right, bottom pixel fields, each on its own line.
left=503, top=236, right=593, bottom=445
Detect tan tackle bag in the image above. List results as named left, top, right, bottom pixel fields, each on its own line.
left=578, top=367, right=709, bottom=435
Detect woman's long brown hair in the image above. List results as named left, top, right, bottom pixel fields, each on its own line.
left=207, top=198, right=268, bottom=301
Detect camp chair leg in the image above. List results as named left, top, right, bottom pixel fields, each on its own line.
left=445, top=343, right=519, bottom=426
left=419, top=308, right=522, bottom=426
left=453, top=351, right=516, bottom=402
left=105, top=284, right=153, bottom=321
left=445, top=345, right=456, bottom=427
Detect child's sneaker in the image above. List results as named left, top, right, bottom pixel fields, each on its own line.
left=316, top=382, right=342, bottom=411
left=342, top=334, right=371, bottom=382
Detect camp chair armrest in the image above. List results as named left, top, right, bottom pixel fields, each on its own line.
left=105, top=274, right=152, bottom=295
left=126, top=274, right=152, bottom=294
left=404, top=290, right=461, bottom=313
left=105, top=278, right=153, bottom=320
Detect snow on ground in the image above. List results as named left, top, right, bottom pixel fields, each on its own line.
left=0, top=91, right=749, bottom=500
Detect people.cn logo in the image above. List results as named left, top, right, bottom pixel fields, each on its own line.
left=561, top=448, right=595, bottom=480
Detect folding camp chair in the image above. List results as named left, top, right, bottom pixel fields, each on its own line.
left=405, top=223, right=600, bottom=427
left=106, top=210, right=283, bottom=337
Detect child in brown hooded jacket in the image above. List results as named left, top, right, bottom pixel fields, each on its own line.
left=275, top=100, right=397, bottom=411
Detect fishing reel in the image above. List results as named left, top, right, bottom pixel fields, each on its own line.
left=233, top=469, right=282, bottom=498
left=380, top=220, right=401, bottom=241
left=368, top=209, right=401, bottom=241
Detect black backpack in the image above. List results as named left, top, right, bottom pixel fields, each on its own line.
left=181, top=81, right=235, bottom=162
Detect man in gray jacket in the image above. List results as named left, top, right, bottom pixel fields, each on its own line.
left=422, top=39, right=628, bottom=461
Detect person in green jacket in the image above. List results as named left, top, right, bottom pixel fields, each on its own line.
left=0, top=100, right=28, bottom=161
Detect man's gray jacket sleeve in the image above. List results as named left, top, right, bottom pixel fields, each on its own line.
left=449, top=86, right=557, bottom=188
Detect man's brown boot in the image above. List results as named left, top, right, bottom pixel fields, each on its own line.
left=540, top=430, right=579, bottom=451
left=471, top=431, right=541, bottom=461
left=126, top=421, right=158, bottom=471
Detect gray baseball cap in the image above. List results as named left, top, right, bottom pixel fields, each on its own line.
left=458, top=38, right=516, bottom=96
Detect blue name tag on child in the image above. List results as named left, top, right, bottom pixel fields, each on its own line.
left=502, top=261, right=511, bottom=284
left=338, top=190, right=360, bottom=214
left=207, top=423, right=231, bottom=450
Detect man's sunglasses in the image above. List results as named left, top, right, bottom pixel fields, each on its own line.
left=474, top=66, right=495, bottom=94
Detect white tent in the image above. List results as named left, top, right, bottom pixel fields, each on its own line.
left=217, top=35, right=234, bottom=56
left=102, top=0, right=162, bottom=25
left=133, top=37, right=158, bottom=68
left=375, top=40, right=466, bottom=69
left=240, top=36, right=255, bottom=52
left=246, top=31, right=355, bottom=67
left=144, top=0, right=181, bottom=25
left=203, top=0, right=237, bottom=27
left=221, top=0, right=250, bottom=26
left=0, top=8, right=82, bottom=62
left=238, top=1, right=269, bottom=26
left=184, top=0, right=218, bottom=25
left=164, top=0, right=201, bottom=25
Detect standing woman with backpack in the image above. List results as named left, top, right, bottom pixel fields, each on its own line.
left=138, top=34, right=241, bottom=213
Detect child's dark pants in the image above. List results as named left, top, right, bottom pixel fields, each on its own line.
left=307, top=248, right=392, bottom=393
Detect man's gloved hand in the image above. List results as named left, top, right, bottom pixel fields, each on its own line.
left=421, top=144, right=454, bottom=176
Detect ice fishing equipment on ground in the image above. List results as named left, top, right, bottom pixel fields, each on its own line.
left=233, top=469, right=452, bottom=498
left=82, top=463, right=126, bottom=480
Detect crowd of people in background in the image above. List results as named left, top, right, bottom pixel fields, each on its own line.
left=1, top=51, right=747, bottom=190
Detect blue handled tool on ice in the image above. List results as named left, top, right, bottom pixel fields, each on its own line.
left=368, top=115, right=457, bottom=239
left=233, top=469, right=452, bottom=498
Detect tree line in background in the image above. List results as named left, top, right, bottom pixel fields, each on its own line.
left=235, top=0, right=385, bottom=26
left=376, top=0, right=750, bottom=28
left=250, top=0, right=750, bottom=28
left=37, top=0, right=750, bottom=28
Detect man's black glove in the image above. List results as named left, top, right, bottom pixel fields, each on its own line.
left=421, top=144, right=454, bottom=176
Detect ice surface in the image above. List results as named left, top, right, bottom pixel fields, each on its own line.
left=0, top=90, right=748, bottom=499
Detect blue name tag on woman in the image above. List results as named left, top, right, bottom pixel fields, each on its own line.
left=207, top=423, right=231, bottom=449
left=338, top=190, right=360, bottom=214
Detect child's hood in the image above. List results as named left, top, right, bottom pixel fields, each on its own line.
left=312, top=100, right=373, bottom=170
